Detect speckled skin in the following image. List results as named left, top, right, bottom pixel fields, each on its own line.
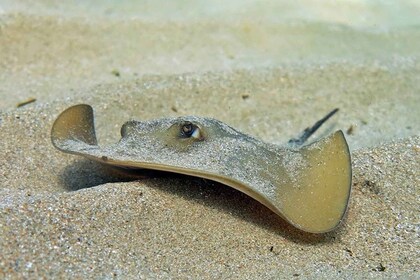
left=52, top=105, right=352, bottom=233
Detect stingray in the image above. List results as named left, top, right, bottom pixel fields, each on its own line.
left=51, top=104, right=352, bottom=233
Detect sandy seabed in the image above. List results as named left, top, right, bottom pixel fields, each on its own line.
left=0, top=1, right=419, bottom=279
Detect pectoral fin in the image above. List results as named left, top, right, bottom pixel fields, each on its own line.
left=276, top=131, right=352, bottom=233
left=51, top=104, right=98, bottom=152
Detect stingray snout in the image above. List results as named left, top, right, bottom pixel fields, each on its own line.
left=120, top=120, right=138, bottom=137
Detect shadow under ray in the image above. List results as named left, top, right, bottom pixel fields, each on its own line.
left=146, top=176, right=347, bottom=244
left=61, top=159, right=139, bottom=191
left=60, top=158, right=347, bottom=244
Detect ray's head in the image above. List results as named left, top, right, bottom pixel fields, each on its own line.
left=118, top=116, right=251, bottom=152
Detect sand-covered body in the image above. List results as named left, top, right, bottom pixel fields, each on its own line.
left=52, top=105, right=351, bottom=233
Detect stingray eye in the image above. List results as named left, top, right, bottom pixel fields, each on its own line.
left=180, top=122, right=202, bottom=140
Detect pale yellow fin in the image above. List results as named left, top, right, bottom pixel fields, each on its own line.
left=277, top=131, right=352, bottom=233
left=51, top=104, right=98, bottom=151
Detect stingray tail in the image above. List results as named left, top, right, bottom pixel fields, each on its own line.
left=51, top=104, right=98, bottom=152
left=276, top=130, right=352, bottom=233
